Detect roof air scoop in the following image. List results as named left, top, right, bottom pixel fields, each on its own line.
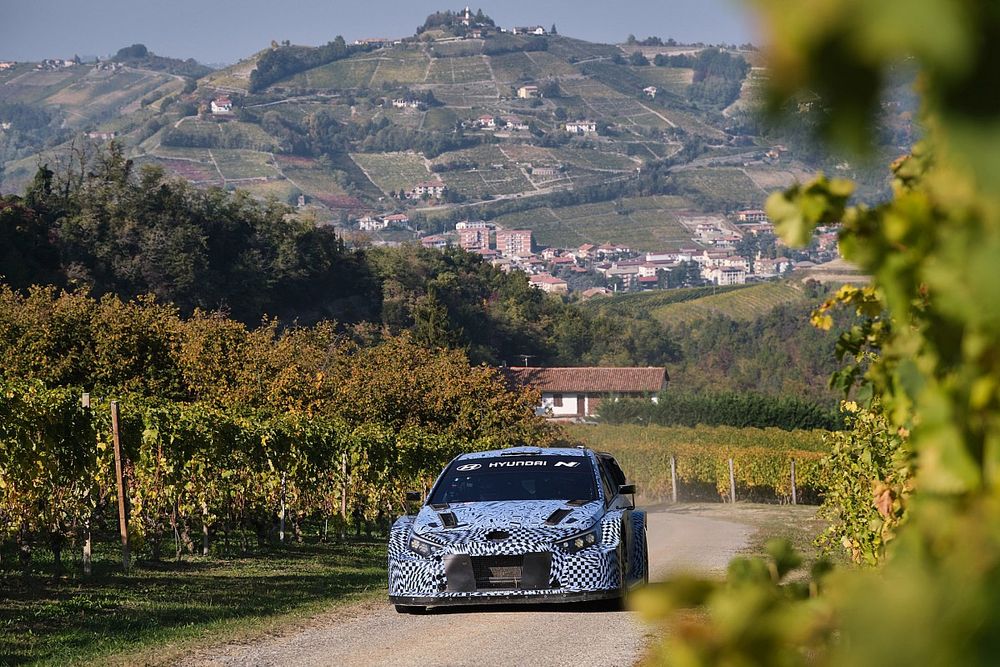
left=545, top=508, right=573, bottom=525
left=439, top=511, right=459, bottom=528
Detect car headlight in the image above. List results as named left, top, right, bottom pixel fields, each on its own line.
left=408, top=533, right=443, bottom=557
left=556, top=527, right=600, bottom=554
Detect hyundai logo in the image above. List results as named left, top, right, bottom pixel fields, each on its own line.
left=456, top=463, right=482, bottom=471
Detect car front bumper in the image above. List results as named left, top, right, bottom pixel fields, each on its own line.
left=390, top=587, right=622, bottom=607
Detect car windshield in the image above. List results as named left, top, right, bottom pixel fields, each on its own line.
left=428, top=455, right=598, bottom=504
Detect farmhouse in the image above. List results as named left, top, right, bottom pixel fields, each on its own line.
left=392, top=99, right=421, bottom=109
left=643, top=86, right=658, bottom=98
left=420, top=234, right=450, bottom=249
left=706, top=265, right=748, bottom=286
left=737, top=209, right=769, bottom=223
left=517, top=85, right=539, bottom=99
left=507, top=366, right=668, bottom=418
left=502, top=115, right=529, bottom=130
left=529, top=273, right=569, bottom=294
left=358, top=215, right=388, bottom=231
left=531, top=164, right=562, bottom=177
left=210, top=96, right=233, bottom=115
left=86, top=131, right=117, bottom=141
left=477, top=115, right=497, bottom=128
left=0, top=62, right=16, bottom=70
left=383, top=213, right=411, bottom=227
left=455, top=219, right=488, bottom=230
left=409, top=181, right=448, bottom=199
left=512, top=26, right=547, bottom=35
left=565, top=120, right=597, bottom=134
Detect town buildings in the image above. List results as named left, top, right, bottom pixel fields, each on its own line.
left=495, top=229, right=533, bottom=256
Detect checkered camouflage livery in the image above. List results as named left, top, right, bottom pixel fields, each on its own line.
left=388, top=447, right=648, bottom=603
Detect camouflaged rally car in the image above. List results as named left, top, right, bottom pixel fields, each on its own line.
left=388, top=446, right=648, bottom=612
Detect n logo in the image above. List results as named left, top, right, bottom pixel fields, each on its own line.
left=553, top=461, right=580, bottom=467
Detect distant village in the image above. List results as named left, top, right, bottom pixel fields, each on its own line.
left=351, top=206, right=840, bottom=297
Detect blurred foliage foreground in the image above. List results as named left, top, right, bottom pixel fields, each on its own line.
left=635, top=0, right=1000, bottom=665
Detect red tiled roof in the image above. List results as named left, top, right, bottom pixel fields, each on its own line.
left=507, top=367, right=667, bottom=393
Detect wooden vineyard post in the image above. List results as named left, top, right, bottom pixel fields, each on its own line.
left=728, top=458, right=736, bottom=504
left=340, top=451, right=348, bottom=521
left=202, top=501, right=210, bottom=556
left=110, top=401, right=131, bottom=573
left=791, top=458, right=798, bottom=505
left=82, top=392, right=92, bottom=576
left=670, top=455, right=678, bottom=503
left=280, top=472, right=286, bottom=543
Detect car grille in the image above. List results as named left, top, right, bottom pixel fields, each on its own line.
left=471, top=555, right=524, bottom=589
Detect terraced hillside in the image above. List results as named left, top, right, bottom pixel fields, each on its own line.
left=2, top=25, right=899, bottom=238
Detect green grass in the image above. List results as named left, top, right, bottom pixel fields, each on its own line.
left=491, top=195, right=697, bottom=251
left=350, top=151, right=429, bottom=194
left=0, top=539, right=386, bottom=665
left=651, top=281, right=807, bottom=325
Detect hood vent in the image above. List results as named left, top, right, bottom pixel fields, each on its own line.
left=439, top=511, right=459, bottom=528
left=485, top=529, right=510, bottom=541
left=545, top=508, right=573, bottom=526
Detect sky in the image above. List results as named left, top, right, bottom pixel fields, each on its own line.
left=0, top=0, right=756, bottom=65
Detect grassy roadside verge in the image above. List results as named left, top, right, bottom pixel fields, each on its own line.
left=0, top=540, right=387, bottom=665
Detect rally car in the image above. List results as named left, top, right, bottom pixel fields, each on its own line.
left=388, top=446, right=648, bottom=613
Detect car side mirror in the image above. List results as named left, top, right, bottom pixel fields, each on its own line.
left=618, top=484, right=636, bottom=495
left=404, top=491, right=422, bottom=516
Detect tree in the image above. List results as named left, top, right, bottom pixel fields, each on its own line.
left=551, top=24, right=557, bottom=35
left=629, top=51, right=650, bottom=66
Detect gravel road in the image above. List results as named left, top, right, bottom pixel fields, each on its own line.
left=191, top=507, right=752, bottom=667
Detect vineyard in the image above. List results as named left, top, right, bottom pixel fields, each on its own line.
left=489, top=195, right=696, bottom=250
left=567, top=423, right=830, bottom=503
left=350, top=151, right=430, bottom=194
left=651, top=281, right=807, bottom=325
left=0, top=287, right=551, bottom=573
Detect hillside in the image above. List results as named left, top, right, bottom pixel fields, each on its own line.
left=0, top=18, right=913, bottom=255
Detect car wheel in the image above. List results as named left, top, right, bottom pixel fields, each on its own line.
left=394, top=604, right=427, bottom=614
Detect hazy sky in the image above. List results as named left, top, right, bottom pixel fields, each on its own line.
left=0, top=0, right=756, bottom=65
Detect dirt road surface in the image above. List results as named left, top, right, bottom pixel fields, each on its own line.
left=191, top=507, right=752, bottom=667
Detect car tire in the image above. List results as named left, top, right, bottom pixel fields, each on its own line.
left=642, top=535, right=649, bottom=586
left=394, top=604, right=427, bottom=614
